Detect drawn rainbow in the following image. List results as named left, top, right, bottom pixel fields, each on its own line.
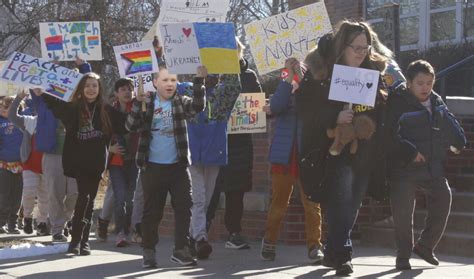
left=45, top=35, right=64, bottom=51
left=87, top=36, right=100, bottom=46
left=121, top=50, right=153, bottom=75
left=47, top=84, right=67, bottom=97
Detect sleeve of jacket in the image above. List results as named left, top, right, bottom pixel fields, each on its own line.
left=441, top=106, right=467, bottom=150
left=78, top=62, right=92, bottom=74
left=211, top=74, right=242, bottom=121
left=386, top=94, right=418, bottom=164
left=270, top=80, right=293, bottom=115
left=8, top=94, right=26, bottom=131
left=181, top=77, right=206, bottom=119
left=318, top=100, right=342, bottom=130
left=126, top=99, right=146, bottom=132
left=42, top=94, right=75, bottom=127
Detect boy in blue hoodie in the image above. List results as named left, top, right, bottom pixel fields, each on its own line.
left=0, top=96, right=24, bottom=234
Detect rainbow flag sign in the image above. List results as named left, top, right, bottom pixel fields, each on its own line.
left=0, top=52, right=83, bottom=101
left=159, top=22, right=240, bottom=74
left=39, top=21, right=102, bottom=61
left=113, top=41, right=159, bottom=78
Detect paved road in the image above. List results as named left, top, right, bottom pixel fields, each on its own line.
left=0, top=235, right=473, bottom=278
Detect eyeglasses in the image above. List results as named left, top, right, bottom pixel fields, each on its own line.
left=347, top=44, right=372, bottom=54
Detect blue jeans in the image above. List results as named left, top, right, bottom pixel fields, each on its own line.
left=109, top=162, right=138, bottom=234
left=323, top=145, right=372, bottom=265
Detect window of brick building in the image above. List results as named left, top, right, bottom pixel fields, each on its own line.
left=365, top=0, right=474, bottom=51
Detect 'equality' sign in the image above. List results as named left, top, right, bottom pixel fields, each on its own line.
left=160, top=22, right=240, bottom=74
left=39, top=21, right=102, bottom=61
left=328, top=64, right=380, bottom=107
left=244, top=2, right=331, bottom=75
left=0, top=52, right=83, bottom=101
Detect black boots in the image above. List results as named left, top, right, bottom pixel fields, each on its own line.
left=80, top=222, right=92, bottom=255
left=68, top=219, right=86, bottom=255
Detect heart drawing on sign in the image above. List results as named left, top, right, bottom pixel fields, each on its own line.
left=366, top=82, right=373, bottom=89
left=182, top=28, right=192, bottom=38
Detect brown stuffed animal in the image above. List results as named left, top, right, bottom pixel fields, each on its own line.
left=327, top=114, right=376, bottom=156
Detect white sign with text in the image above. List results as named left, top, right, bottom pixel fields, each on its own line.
left=328, top=64, right=380, bottom=107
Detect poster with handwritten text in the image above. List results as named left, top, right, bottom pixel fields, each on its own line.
left=227, top=93, right=266, bottom=134
left=244, top=2, right=331, bottom=75
left=0, top=52, right=83, bottom=101
left=113, top=41, right=160, bottom=78
left=0, top=61, right=25, bottom=96
left=39, top=21, right=102, bottom=61
left=328, top=64, right=380, bottom=107
left=144, top=0, right=230, bottom=42
left=160, top=22, right=240, bottom=74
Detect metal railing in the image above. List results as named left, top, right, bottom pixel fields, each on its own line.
left=436, top=55, right=474, bottom=99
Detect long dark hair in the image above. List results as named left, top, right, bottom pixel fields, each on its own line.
left=71, top=72, right=112, bottom=136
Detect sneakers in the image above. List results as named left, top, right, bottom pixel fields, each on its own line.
left=96, top=217, right=109, bottom=242
left=308, top=245, right=324, bottom=264
left=23, top=218, right=33, bottom=234
left=336, top=260, right=354, bottom=276
left=196, top=239, right=212, bottom=260
left=170, top=246, right=197, bottom=266
left=132, top=223, right=142, bottom=244
left=413, top=243, right=439, bottom=266
left=0, top=225, right=7, bottom=234
left=260, top=239, right=276, bottom=261
left=80, top=242, right=91, bottom=256
left=142, top=248, right=157, bottom=268
left=64, top=221, right=72, bottom=237
left=7, top=225, right=21, bottom=234
left=116, top=232, right=130, bottom=247
left=36, top=222, right=50, bottom=236
left=396, top=257, right=412, bottom=270
left=225, top=233, right=250, bottom=249
left=52, top=233, right=68, bottom=242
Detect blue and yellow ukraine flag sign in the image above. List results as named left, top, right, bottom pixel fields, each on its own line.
left=194, top=23, right=240, bottom=74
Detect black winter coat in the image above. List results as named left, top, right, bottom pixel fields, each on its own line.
left=215, top=58, right=262, bottom=192
left=386, top=84, right=466, bottom=178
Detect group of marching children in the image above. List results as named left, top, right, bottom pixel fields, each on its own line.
left=0, top=18, right=466, bottom=276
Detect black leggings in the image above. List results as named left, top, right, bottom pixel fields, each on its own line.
left=72, top=174, right=101, bottom=225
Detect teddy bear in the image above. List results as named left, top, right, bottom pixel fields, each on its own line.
left=327, top=113, right=376, bottom=156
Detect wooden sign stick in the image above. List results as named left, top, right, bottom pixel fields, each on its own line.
left=137, top=74, right=146, bottom=112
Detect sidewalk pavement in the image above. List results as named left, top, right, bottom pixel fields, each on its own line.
left=0, top=234, right=473, bottom=278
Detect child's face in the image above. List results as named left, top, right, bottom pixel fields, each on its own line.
left=115, top=85, right=133, bottom=104
left=153, top=69, right=177, bottom=101
left=0, top=105, right=8, bottom=118
left=83, top=78, right=100, bottom=103
left=407, top=72, right=434, bottom=102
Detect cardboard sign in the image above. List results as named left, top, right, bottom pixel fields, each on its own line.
left=0, top=52, right=83, bottom=101
left=227, top=93, right=266, bottom=134
left=0, top=61, right=25, bottom=96
left=39, top=21, right=102, bottom=61
left=328, top=64, right=380, bottom=107
left=144, top=0, right=230, bottom=42
left=113, top=41, right=160, bottom=78
left=160, top=22, right=239, bottom=74
left=244, top=2, right=332, bottom=75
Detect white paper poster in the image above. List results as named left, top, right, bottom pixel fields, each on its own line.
left=0, top=61, right=25, bottom=96
left=0, top=52, right=83, bottom=101
left=145, top=0, right=230, bottom=43
left=39, top=21, right=102, bottom=61
left=227, top=93, right=267, bottom=134
left=244, top=2, right=332, bottom=75
left=328, top=64, right=380, bottom=107
left=113, top=41, right=159, bottom=78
